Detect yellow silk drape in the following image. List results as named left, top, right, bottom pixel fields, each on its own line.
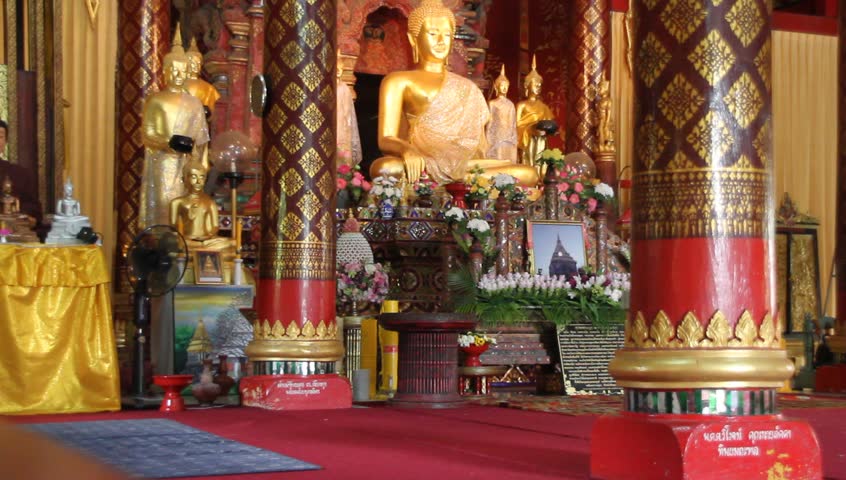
left=772, top=31, right=838, bottom=316
left=61, top=0, right=118, bottom=281
left=0, top=245, right=119, bottom=414
left=610, top=11, right=635, bottom=216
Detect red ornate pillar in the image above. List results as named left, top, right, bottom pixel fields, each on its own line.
left=245, top=0, right=265, bottom=147
left=114, top=0, right=170, bottom=285
left=832, top=2, right=846, bottom=355
left=591, top=1, right=821, bottom=478
left=566, top=0, right=610, bottom=158
left=240, top=0, right=349, bottom=410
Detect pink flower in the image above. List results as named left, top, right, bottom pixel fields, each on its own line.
left=574, top=182, right=584, bottom=193
left=362, top=181, right=372, bottom=191
left=569, top=194, right=581, bottom=204
left=352, top=177, right=362, bottom=187
left=587, top=197, right=598, bottom=212
left=557, top=183, right=568, bottom=193
left=337, top=178, right=348, bottom=190
left=338, top=164, right=352, bottom=175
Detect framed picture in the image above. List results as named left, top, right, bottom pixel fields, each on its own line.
left=194, top=250, right=225, bottom=284
left=527, top=221, right=587, bottom=277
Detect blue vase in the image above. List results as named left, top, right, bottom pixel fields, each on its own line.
left=380, top=201, right=395, bottom=219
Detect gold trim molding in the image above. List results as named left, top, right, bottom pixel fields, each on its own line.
left=245, top=319, right=343, bottom=361
left=626, top=310, right=779, bottom=349
left=252, top=318, right=338, bottom=341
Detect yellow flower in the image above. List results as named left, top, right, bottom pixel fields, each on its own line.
left=474, top=337, right=485, bottom=346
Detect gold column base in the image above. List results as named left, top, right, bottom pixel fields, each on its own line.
left=609, top=348, right=795, bottom=389
left=827, top=335, right=846, bottom=354
left=245, top=339, right=345, bottom=362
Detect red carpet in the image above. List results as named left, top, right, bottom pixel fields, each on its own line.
left=10, top=403, right=846, bottom=479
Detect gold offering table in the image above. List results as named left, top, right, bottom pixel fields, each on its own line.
left=0, top=244, right=120, bottom=414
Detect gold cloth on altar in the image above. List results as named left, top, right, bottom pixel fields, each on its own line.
left=0, top=245, right=120, bottom=414
left=486, top=95, right=518, bottom=162
left=140, top=93, right=210, bottom=228
left=407, top=72, right=489, bottom=184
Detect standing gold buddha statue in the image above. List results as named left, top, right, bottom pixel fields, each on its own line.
left=185, top=37, right=221, bottom=115
left=516, top=55, right=555, bottom=165
left=368, top=0, right=538, bottom=187
left=486, top=65, right=518, bottom=162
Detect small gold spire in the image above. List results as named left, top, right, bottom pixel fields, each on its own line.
left=525, top=54, right=542, bottom=86
left=171, top=22, right=185, bottom=54
left=188, top=36, right=200, bottom=54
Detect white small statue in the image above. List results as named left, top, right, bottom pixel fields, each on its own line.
left=46, top=177, right=93, bottom=244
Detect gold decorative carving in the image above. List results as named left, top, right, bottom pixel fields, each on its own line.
left=85, top=0, right=100, bottom=28
left=253, top=319, right=339, bottom=340
left=282, top=83, right=307, bottom=110
left=626, top=309, right=780, bottom=349
left=281, top=169, right=305, bottom=196
left=297, top=191, right=321, bottom=221
left=636, top=114, right=669, bottom=169
left=658, top=74, right=705, bottom=128
left=754, top=37, right=771, bottom=92
left=259, top=240, right=334, bottom=279
left=726, top=0, right=764, bottom=47
left=660, top=0, right=706, bottom=44
left=300, top=148, right=322, bottom=176
left=301, top=104, right=325, bottom=132
left=638, top=33, right=671, bottom=87
left=281, top=41, right=306, bottom=69
left=687, top=111, right=734, bottom=164
left=688, top=30, right=735, bottom=87
left=299, top=63, right=323, bottom=92
left=281, top=125, right=306, bottom=154
left=725, top=72, right=763, bottom=128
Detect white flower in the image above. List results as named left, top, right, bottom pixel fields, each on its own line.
left=595, top=182, right=614, bottom=198
left=493, top=173, right=516, bottom=189
left=445, top=207, right=466, bottom=221
left=467, top=219, right=490, bottom=233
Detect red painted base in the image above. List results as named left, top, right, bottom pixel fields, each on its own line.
left=239, top=374, right=352, bottom=411
left=591, top=414, right=822, bottom=480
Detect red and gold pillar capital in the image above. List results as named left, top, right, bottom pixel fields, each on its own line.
left=244, top=0, right=343, bottom=370
left=592, top=1, right=821, bottom=477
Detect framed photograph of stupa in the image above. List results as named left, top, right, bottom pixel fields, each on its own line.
left=527, top=221, right=587, bottom=277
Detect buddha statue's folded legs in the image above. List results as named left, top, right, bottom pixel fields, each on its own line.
left=370, top=156, right=540, bottom=188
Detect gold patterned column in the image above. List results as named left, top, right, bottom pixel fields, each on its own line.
left=244, top=0, right=342, bottom=373
left=566, top=0, right=610, bottom=157
left=113, top=0, right=170, bottom=287
left=833, top=3, right=846, bottom=354
left=592, top=1, right=821, bottom=477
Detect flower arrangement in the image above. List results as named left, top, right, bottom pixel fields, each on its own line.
left=465, top=165, right=492, bottom=202
left=444, top=207, right=493, bottom=254
left=453, top=271, right=631, bottom=331
left=457, top=331, right=497, bottom=348
left=336, top=261, right=390, bottom=305
left=413, top=173, right=437, bottom=197
left=371, top=176, right=402, bottom=206
left=337, top=164, right=371, bottom=205
left=538, top=148, right=565, bottom=171
left=557, top=165, right=615, bottom=213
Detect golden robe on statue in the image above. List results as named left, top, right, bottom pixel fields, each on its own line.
left=486, top=95, right=518, bottom=162
left=140, top=93, right=209, bottom=228
left=407, top=72, right=489, bottom=184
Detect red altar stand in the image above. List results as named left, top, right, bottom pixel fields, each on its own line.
left=378, top=313, right=476, bottom=408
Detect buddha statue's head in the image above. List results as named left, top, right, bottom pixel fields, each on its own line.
left=163, top=25, right=188, bottom=88
left=63, top=178, right=74, bottom=199
left=181, top=158, right=208, bottom=194
left=186, top=37, right=203, bottom=80
left=524, top=54, right=543, bottom=98
left=406, top=0, right=455, bottom=65
left=493, top=64, right=509, bottom=98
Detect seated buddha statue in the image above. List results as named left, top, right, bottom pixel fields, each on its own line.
left=368, top=0, right=538, bottom=188
left=0, top=175, right=19, bottom=215
left=140, top=28, right=210, bottom=228
left=169, top=158, right=235, bottom=257
left=0, top=175, right=37, bottom=242
left=516, top=55, right=555, bottom=165
left=46, top=177, right=93, bottom=244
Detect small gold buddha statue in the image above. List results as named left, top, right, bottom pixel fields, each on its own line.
left=486, top=65, right=518, bottom=162
left=516, top=55, right=555, bottom=165
left=140, top=26, right=210, bottom=228
left=369, top=0, right=538, bottom=187
left=185, top=37, right=221, bottom=115
left=0, top=175, right=20, bottom=215
left=597, top=77, right=616, bottom=154
left=336, top=50, right=363, bottom=168
left=169, top=158, right=235, bottom=257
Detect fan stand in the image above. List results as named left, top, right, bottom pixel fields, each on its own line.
left=122, top=281, right=164, bottom=408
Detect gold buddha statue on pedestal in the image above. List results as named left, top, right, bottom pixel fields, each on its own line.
left=368, top=0, right=538, bottom=187
left=516, top=55, right=555, bottom=165
left=185, top=37, right=221, bottom=115
left=0, top=175, right=37, bottom=242
left=1, top=175, right=20, bottom=215
left=169, top=158, right=235, bottom=258
left=486, top=65, right=518, bottom=162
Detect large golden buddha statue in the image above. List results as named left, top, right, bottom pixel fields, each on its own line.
left=185, top=37, right=221, bottom=115
left=140, top=29, right=210, bottom=228
left=516, top=55, right=555, bottom=164
left=169, top=158, right=235, bottom=256
left=369, top=0, right=538, bottom=187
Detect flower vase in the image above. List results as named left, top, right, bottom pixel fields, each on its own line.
left=444, top=182, right=469, bottom=209
left=213, top=354, right=236, bottom=396
left=460, top=343, right=489, bottom=367
left=380, top=201, right=395, bottom=219
left=415, top=194, right=433, bottom=208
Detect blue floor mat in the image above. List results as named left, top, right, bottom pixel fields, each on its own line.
left=26, top=418, right=320, bottom=478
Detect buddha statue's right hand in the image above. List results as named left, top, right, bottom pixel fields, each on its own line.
left=403, top=149, right=426, bottom=184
